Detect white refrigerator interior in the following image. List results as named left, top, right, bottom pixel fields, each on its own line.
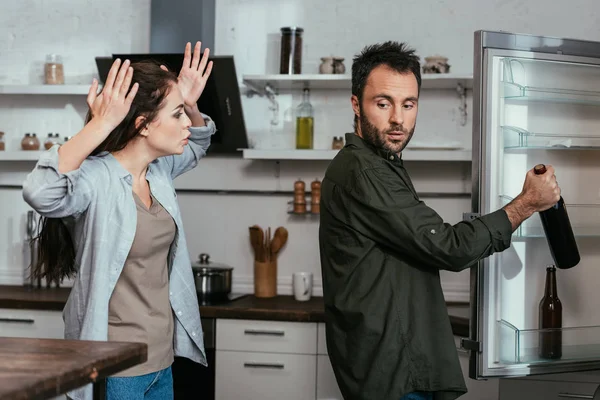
left=473, top=32, right=600, bottom=379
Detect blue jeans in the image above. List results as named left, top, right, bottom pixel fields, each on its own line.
left=106, top=366, right=173, bottom=400
left=401, top=392, right=433, bottom=400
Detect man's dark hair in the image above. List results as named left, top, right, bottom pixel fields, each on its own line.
left=351, top=41, right=421, bottom=127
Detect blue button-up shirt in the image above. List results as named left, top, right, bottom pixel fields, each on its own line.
left=22, top=114, right=216, bottom=400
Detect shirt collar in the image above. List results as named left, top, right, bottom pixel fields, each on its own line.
left=344, top=132, right=403, bottom=163
left=97, top=152, right=159, bottom=182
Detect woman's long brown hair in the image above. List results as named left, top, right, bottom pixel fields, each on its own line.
left=31, top=61, right=178, bottom=284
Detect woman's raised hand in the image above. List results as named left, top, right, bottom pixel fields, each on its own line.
left=87, top=59, right=139, bottom=132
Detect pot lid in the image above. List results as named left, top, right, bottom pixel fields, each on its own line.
left=191, top=253, right=233, bottom=270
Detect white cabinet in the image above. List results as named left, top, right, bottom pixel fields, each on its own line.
left=215, top=320, right=498, bottom=400
left=316, top=323, right=343, bottom=400
left=216, top=351, right=316, bottom=400
left=215, top=319, right=317, bottom=400
left=0, top=308, right=63, bottom=339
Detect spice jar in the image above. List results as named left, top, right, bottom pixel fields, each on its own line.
left=332, top=136, right=344, bottom=150
left=280, top=27, right=303, bottom=74
left=44, top=133, right=59, bottom=150
left=44, top=54, right=64, bottom=85
left=293, top=179, right=307, bottom=214
left=0, top=131, right=5, bottom=151
left=21, top=133, right=40, bottom=150
left=310, top=178, right=321, bottom=214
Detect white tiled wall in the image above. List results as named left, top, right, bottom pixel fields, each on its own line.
left=1, top=0, right=598, bottom=300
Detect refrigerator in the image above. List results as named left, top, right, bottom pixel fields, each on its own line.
left=467, top=30, right=600, bottom=381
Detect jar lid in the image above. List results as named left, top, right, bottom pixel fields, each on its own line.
left=281, top=27, right=304, bottom=34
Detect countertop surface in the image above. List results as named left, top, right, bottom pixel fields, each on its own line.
left=0, top=285, right=470, bottom=337
left=0, top=336, right=146, bottom=400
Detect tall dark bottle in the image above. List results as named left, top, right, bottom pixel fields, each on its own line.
left=539, top=265, right=562, bottom=359
left=533, top=164, right=580, bottom=269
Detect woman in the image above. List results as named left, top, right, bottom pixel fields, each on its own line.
left=22, top=41, right=214, bottom=400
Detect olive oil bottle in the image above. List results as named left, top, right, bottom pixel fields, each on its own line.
left=295, top=88, right=314, bottom=149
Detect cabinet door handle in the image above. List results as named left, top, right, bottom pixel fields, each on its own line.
left=0, top=317, right=35, bottom=324
left=243, top=329, right=285, bottom=337
left=558, top=394, right=593, bottom=399
left=243, top=362, right=285, bottom=370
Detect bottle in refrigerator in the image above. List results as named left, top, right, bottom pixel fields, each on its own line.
left=533, top=164, right=580, bottom=269
left=295, top=88, right=314, bottom=149
left=539, top=265, right=562, bottom=359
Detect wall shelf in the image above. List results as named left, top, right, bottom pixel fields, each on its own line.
left=0, top=151, right=43, bottom=161
left=242, top=73, right=473, bottom=126
left=241, top=148, right=472, bottom=162
left=242, top=73, right=473, bottom=93
left=0, top=85, right=94, bottom=95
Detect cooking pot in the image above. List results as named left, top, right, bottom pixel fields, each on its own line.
left=192, top=253, right=233, bottom=303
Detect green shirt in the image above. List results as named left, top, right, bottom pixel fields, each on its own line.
left=318, top=133, right=512, bottom=400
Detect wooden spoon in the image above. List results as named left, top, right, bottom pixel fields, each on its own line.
left=270, top=226, right=289, bottom=257
left=249, top=225, right=263, bottom=261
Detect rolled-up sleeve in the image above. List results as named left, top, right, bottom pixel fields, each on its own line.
left=339, top=166, right=513, bottom=272
left=164, top=113, right=216, bottom=179
left=22, top=145, right=95, bottom=218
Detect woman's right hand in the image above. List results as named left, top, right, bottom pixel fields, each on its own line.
left=87, top=59, right=138, bottom=133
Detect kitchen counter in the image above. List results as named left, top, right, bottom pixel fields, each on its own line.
left=0, top=337, right=146, bottom=400
left=0, top=285, right=470, bottom=337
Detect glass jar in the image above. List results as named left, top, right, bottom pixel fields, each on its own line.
left=280, top=27, right=303, bottom=74
left=332, top=136, right=344, bottom=150
left=44, top=54, right=64, bottom=85
left=44, top=133, right=59, bottom=150
left=21, top=133, right=40, bottom=150
left=295, top=88, right=314, bottom=149
left=0, top=131, right=5, bottom=151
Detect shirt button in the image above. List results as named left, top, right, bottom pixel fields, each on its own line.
left=430, top=229, right=436, bottom=234
left=389, top=155, right=394, bottom=160
left=192, top=332, right=196, bottom=337
left=169, top=292, right=173, bottom=296
left=177, top=311, right=182, bottom=316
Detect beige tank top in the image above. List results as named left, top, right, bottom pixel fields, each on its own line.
left=108, top=192, right=176, bottom=377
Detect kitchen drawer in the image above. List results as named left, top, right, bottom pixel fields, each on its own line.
left=216, top=319, right=317, bottom=354
left=317, top=322, right=328, bottom=355
left=0, top=308, right=63, bottom=339
left=500, top=378, right=600, bottom=400
left=215, top=350, right=316, bottom=400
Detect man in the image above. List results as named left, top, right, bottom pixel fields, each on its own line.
left=318, top=41, right=561, bottom=400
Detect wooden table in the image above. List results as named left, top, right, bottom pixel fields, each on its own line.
left=0, top=337, right=147, bottom=400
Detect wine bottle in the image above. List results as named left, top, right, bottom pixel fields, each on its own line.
left=533, top=164, right=581, bottom=269
left=539, top=265, right=562, bottom=359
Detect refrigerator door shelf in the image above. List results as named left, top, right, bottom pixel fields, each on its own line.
left=499, top=195, right=600, bottom=239
left=498, top=319, right=600, bottom=366
left=503, top=81, right=600, bottom=105
left=501, top=126, right=600, bottom=150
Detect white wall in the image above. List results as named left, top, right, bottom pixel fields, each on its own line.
left=0, top=0, right=598, bottom=300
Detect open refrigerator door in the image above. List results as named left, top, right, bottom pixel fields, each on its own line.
left=467, top=30, right=600, bottom=379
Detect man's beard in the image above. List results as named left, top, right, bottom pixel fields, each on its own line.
left=359, top=111, right=415, bottom=154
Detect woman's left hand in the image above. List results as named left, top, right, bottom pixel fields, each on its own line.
left=175, top=41, right=214, bottom=108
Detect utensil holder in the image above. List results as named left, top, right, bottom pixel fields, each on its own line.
left=254, top=260, right=277, bottom=298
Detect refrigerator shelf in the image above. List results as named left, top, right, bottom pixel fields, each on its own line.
left=503, top=81, right=600, bottom=105
left=500, top=196, right=600, bottom=239
left=498, top=319, right=600, bottom=365
left=502, top=126, right=600, bottom=149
